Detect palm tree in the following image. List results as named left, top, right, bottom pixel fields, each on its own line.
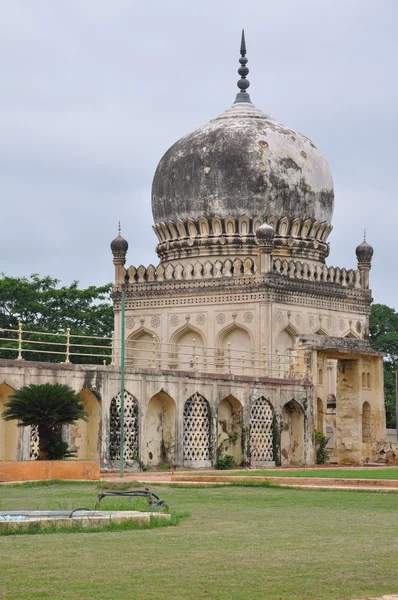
left=2, top=383, right=88, bottom=460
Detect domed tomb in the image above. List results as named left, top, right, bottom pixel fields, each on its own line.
left=152, top=33, right=334, bottom=265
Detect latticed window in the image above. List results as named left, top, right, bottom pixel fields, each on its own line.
left=183, top=393, right=210, bottom=463
left=250, top=397, right=274, bottom=462
left=30, top=425, right=40, bottom=459
left=109, top=391, right=138, bottom=460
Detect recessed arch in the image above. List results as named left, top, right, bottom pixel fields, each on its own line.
left=250, top=396, right=274, bottom=466
left=109, top=390, right=138, bottom=462
left=126, top=329, right=159, bottom=368
left=217, top=323, right=253, bottom=373
left=281, top=399, right=305, bottom=465
left=362, top=401, right=372, bottom=443
left=183, top=392, right=211, bottom=467
left=71, top=388, right=101, bottom=460
left=145, top=391, right=176, bottom=467
left=170, top=325, right=205, bottom=371
left=0, top=382, right=19, bottom=461
left=217, top=395, right=243, bottom=467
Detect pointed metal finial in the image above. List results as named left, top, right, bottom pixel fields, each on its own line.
left=118, top=221, right=121, bottom=236
left=234, top=29, right=251, bottom=104
left=363, top=229, right=366, bottom=242
left=240, top=29, right=247, bottom=56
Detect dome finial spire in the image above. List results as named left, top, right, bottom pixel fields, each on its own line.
left=234, top=29, right=251, bottom=104
left=118, top=221, right=121, bottom=236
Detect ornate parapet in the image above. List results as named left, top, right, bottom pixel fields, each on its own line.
left=273, top=259, right=361, bottom=289
left=123, top=256, right=257, bottom=285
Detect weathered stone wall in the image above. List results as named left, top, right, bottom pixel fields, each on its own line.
left=0, top=359, right=314, bottom=469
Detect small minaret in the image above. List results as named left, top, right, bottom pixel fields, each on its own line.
left=234, top=29, right=251, bottom=104
left=110, top=222, right=128, bottom=285
left=255, top=222, right=275, bottom=274
left=355, top=230, right=374, bottom=289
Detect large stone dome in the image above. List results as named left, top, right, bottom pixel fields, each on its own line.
left=152, top=101, right=334, bottom=226
left=151, top=33, right=334, bottom=265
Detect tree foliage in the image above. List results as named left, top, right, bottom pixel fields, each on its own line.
left=369, top=303, right=398, bottom=428
left=0, top=274, right=113, bottom=364
left=2, top=383, right=87, bottom=460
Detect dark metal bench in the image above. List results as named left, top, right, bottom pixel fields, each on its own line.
left=95, top=488, right=169, bottom=512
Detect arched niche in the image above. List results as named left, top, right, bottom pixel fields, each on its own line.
left=171, top=327, right=205, bottom=371
left=281, top=399, right=305, bottom=466
left=218, top=325, right=252, bottom=373
left=362, top=401, right=372, bottom=443
left=0, top=382, right=19, bottom=461
left=126, top=330, right=157, bottom=369
left=249, top=397, right=274, bottom=466
left=71, top=389, right=101, bottom=460
left=217, top=395, right=243, bottom=466
left=109, top=390, right=138, bottom=462
left=317, top=397, right=324, bottom=434
left=183, top=392, right=211, bottom=467
left=145, top=392, right=176, bottom=467
left=276, top=327, right=296, bottom=377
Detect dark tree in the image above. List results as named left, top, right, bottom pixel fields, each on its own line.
left=2, top=383, right=87, bottom=460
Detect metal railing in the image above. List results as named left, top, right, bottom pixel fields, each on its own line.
left=0, top=324, right=308, bottom=379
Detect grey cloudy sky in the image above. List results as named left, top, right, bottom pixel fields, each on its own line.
left=1, top=0, right=397, bottom=307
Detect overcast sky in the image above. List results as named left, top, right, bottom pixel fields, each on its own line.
left=0, top=0, right=397, bottom=307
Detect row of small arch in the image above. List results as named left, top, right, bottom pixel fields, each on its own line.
left=153, top=215, right=332, bottom=244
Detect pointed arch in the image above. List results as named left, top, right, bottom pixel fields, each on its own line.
left=126, top=328, right=159, bottom=368
left=276, top=326, right=297, bottom=376
left=250, top=396, right=274, bottom=466
left=170, top=325, right=205, bottom=371
left=225, top=217, right=236, bottom=235
left=281, top=399, right=305, bottom=465
left=109, top=390, right=138, bottom=462
left=217, top=395, right=243, bottom=466
left=216, top=323, right=253, bottom=373
left=145, top=391, right=176, bottom=466
left=238, top=216, right=250, bottom=236
left=362, top=401, right=372, bottom=443
left=183, top=392, right=211, bottom=467
left=71, top=388, right=101, bottom=460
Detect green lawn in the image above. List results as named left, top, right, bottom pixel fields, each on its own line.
left=1, top=481, right=398, bottom=600
left=198, top=468, right=398, bottom=479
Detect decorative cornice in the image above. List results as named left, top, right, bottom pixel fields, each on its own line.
left=153, top=215, right=332, bottom=263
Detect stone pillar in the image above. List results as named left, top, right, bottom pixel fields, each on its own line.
left=335, top=359, right=361, bottom=463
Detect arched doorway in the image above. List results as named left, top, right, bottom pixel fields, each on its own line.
left=145, top=392, right=176, bottom=467
left=249, top=397, right=274, bottom=466
left=109, top=391, right=138, bottom=462
left=0, top=383, right=19, bottom=461
left=217, top=395, right=243, bottom=466
left=281, top=399, right=305, bottom=465
left=183, top=392, right=211, bottom=467
left=71, top=389, right=101, bottom=460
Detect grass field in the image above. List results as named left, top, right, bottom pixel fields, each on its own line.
left=197, top=468, right=398, bottom=479
left=1, top=481, right=398, bottom=600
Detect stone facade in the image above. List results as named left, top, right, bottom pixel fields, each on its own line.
left=0, top=39, right=390, bottom=470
